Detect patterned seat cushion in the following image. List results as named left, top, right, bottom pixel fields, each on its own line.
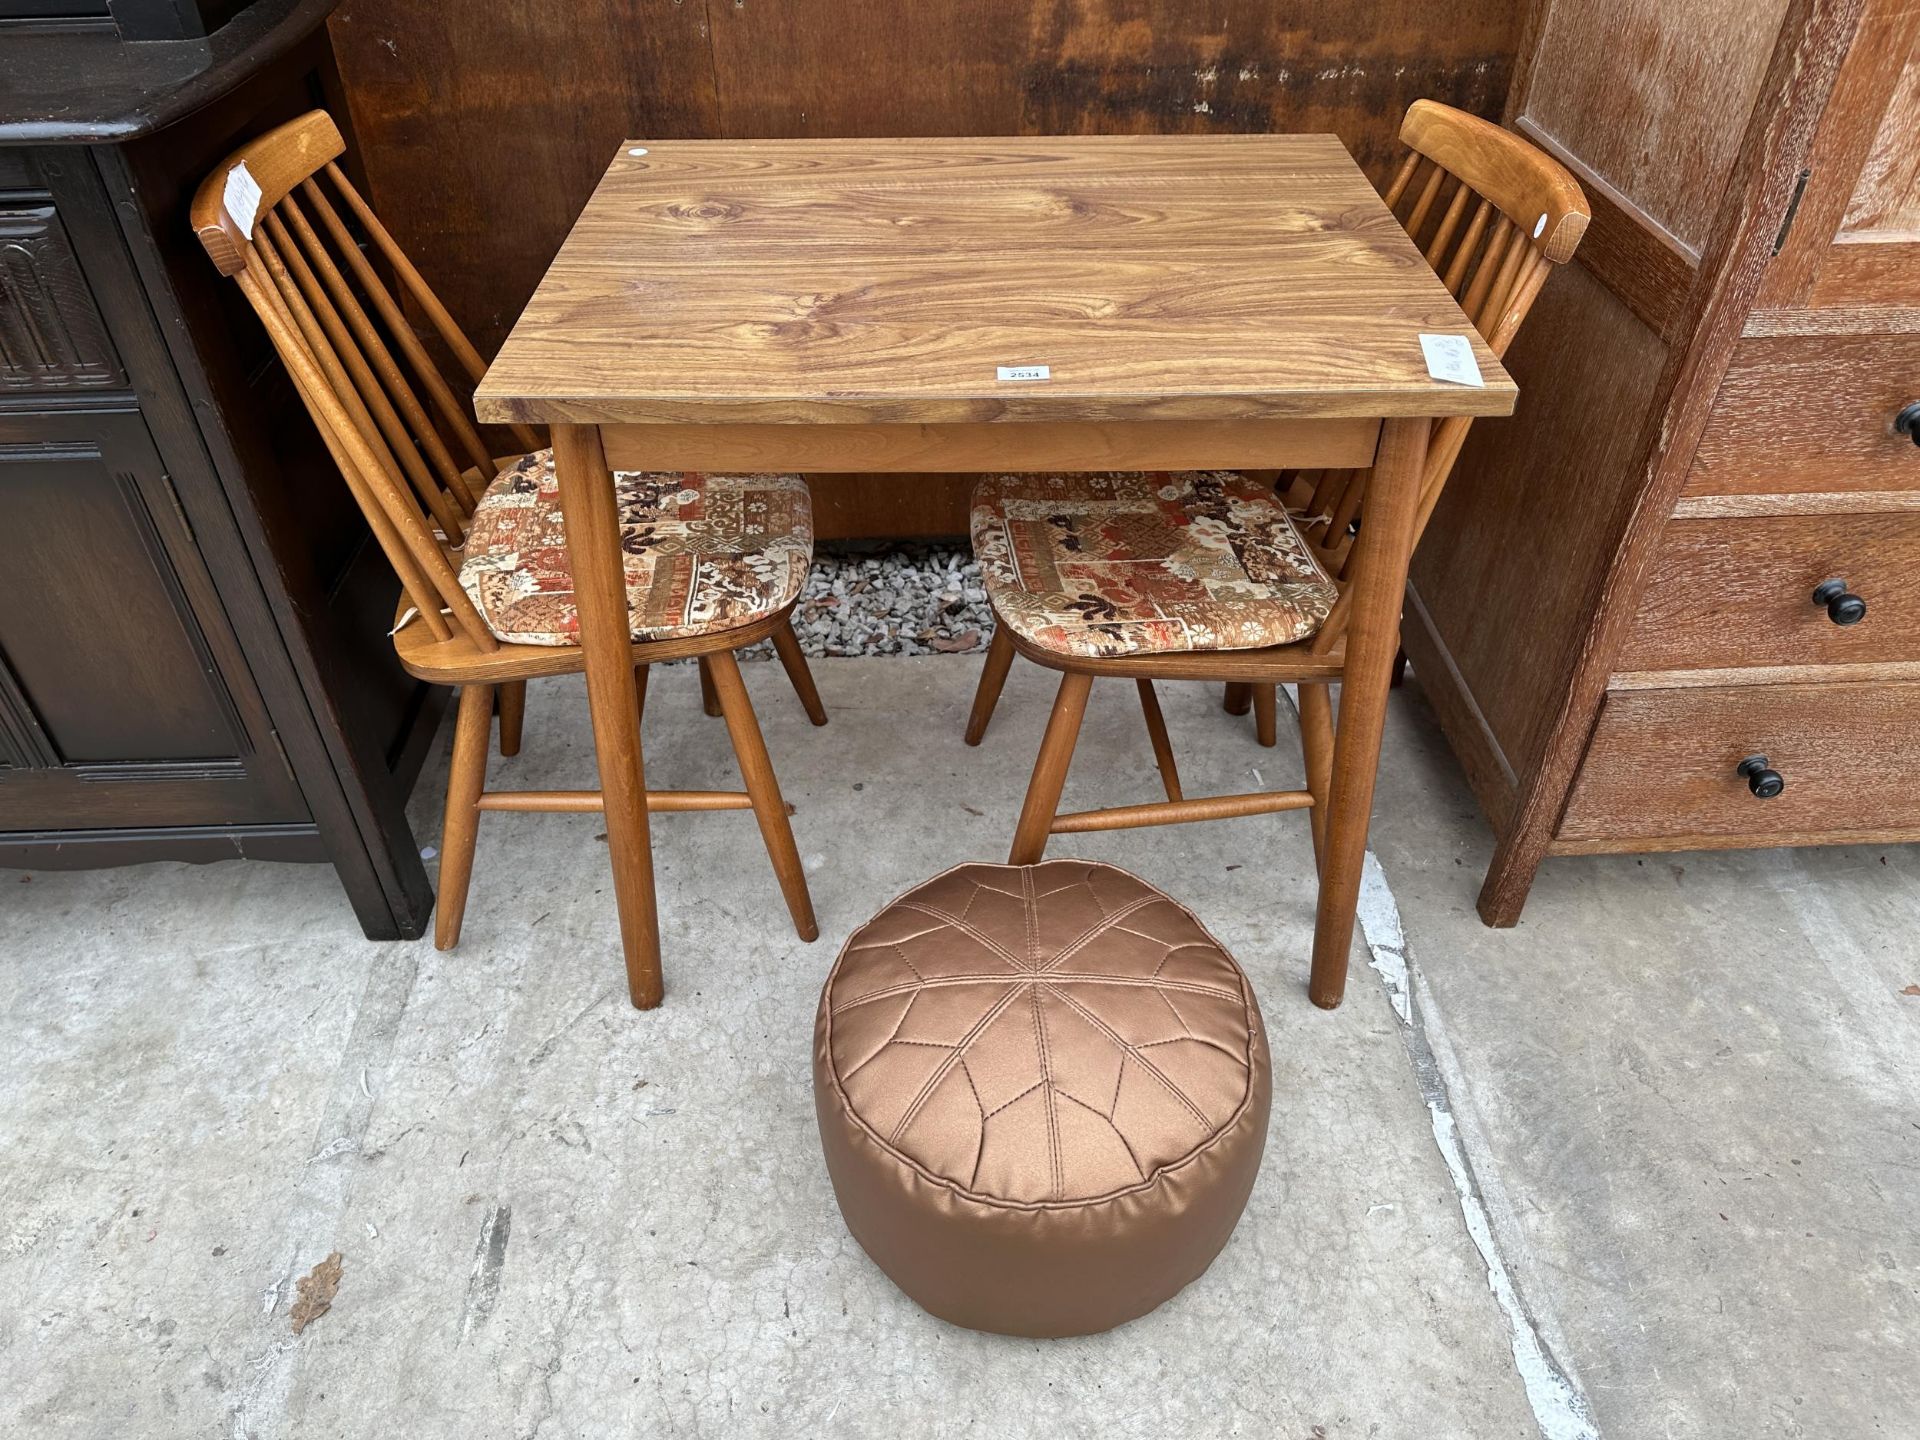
left=970, top=471, right=1338, bottom=660
left=457, top=449, right=813, bottom=646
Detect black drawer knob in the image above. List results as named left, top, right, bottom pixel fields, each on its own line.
left=1737, top=754, right=1786, bottom=799
left=1898, top=402, right=1920, bottom=446
left=1811, top=577, right=1868, bottom=625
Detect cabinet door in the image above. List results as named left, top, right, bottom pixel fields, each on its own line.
left=1758, top=0, right=1920, bottom=312
left=0, top=409, right=307, bottom=831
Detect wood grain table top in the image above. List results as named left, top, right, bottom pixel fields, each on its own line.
left=474, top=135, right=1518, bottom=427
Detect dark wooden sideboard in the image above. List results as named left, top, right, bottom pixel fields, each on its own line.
left=1405, top=0, right=1919, bottom=922
left=0, top=0, right=441, bottom=937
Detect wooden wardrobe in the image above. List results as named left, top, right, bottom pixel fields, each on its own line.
left=1403, top=0, right=1919, bottom=922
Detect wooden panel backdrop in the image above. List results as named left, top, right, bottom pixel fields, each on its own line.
left=328, top=0, right=1521, bottom=537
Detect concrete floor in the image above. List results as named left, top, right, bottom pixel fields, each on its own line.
left=1366, top=679, right=1920, bottom=1440
left=1, top=656, right=1914, bottom=1439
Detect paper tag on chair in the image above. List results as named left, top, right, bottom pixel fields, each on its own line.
left=1419, top=334, right=1484, bottom=388
left=225, top=162, right=264, bottom=237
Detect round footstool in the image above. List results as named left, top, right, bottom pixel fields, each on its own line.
left=813, top=860, right=1270, bottom=1337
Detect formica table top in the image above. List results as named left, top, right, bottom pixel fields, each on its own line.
left=476, top=134, right=1517, bottom=429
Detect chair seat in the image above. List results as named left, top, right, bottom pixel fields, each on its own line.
left=970, top=471, right=1339, bottom=660
left=458, top=449, right=813, bottom=646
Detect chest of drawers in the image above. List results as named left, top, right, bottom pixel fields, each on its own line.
left=1403, top=0, right=1920, bottom=923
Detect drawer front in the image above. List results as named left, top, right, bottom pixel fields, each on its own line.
left=1619, top=512, right=1920, bottom=671
left=1560, top=682, right=1920, bottom=843
left=1684, top=334, right=1920, bottom=499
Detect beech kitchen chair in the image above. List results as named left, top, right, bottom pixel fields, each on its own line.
left=962, top=100, right=1588, bottom=1000
left=191, top=111, right=828, bottom=1002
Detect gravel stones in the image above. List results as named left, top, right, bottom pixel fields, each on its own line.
left=744, top=544, right=993, bottom=659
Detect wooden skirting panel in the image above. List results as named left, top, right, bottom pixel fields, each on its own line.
left=1402, top=579, right=1519, bottom=833
left=0, top=822, right=328, bottom=868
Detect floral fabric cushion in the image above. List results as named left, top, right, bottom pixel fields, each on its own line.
left=458, top=449, right=813, bottom=647
left=970, top=471, right=1339, bottom=660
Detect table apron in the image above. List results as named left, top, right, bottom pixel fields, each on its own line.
left=594, top=417, right=1382, bottom=475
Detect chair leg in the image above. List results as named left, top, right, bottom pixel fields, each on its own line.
left=706, top=649, right=819, bottom=942
left=1222, top=681, right=1253, bottom=716
left=634, top=663, right=650, bottom=728
left=1298, top=682, right=1334, bottom=872
left=1252, top=683, right=1279, bottom=748
left=1135, top=678, right=1182, bottom=802
left=698, top=657, right=722, bottom=718
left=1391, top=648, right=1409, bottom=688
left=435, top=684, right=495, bottom=951
left=1009, top=670, right=1093, bottom=865
left=965, top=625, right=1016, bottom=746
left=496, top=681, right=526, bottom=757
left=771, top=618, right=828, bottom=726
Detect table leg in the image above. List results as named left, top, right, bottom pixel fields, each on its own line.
left=1309, top=416, right=1429, bottom=1010
left=552, top=424, right=663, bottom=1009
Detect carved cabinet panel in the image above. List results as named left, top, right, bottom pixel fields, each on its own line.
left=0, top=153, right=303, bottom=838
left=0, top=200, right=123, bottom=392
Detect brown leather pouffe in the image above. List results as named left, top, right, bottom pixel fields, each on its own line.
left=813, top=860, right=1271, bottom=1337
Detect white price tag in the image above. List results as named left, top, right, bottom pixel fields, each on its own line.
left=1419, top=333, right=1484, bottom=388
left=224, top=161, right=264, bottom=237
left=997, top=364, right=1051, bottom=383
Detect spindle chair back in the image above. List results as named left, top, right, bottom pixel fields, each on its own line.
left=192, top=110, right=543, bottom=653
left=963, top=101, right=1588, bottom=1007
left=1278, top=99, right=1588, bottom=597
left=191, top=112, right=827, bottom=1007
